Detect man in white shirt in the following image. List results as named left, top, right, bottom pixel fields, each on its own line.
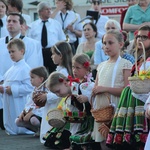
left=6, top=0, right=32, bottom=27
left=0, top=13, right=43, bottom=82
left=28, top=1, right=66, bottom=74
left=0, top=0, right=9, bottom=38
left=80, top=0, right=109, bottom=43
left=51, top=0, right=82, bottom=54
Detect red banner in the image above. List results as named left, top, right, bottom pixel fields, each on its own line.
left=101, top=6, right=128, bottom=15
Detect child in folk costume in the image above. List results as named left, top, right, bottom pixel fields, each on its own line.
left=144, top=94, right=150, bottom=150
left=70, top=53, right=95, bottom=150
left=0, top=39, right=33, bottom=135
left=15, top=66, right=48, bottom=136
left=106, top=25, right=150, bottom=150
left=140, top=60, right=150, bottom=150
left=92, top=30, right=132, bottom=150
left=46, top=54, right=94, bottom=149
left=40, top=41, right=73, bottom=143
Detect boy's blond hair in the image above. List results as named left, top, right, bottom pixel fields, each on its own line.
left=7, top=38, right=25, bottom=54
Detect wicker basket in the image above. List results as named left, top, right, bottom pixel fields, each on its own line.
left=129, top=42, right=150, bottom=94
left=98, top=123, right=110, bottom=139
left=128, top=77, right=150, bottom=94
left=90, top=95, right=114, bottom=123
left=63, top=103, right=86, bottom=123
left=47, top=108, right=66, bottom=128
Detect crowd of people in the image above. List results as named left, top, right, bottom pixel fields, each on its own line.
left=0, top=0, right=150, bottom=150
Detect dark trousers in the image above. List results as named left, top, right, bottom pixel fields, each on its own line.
left=69, top=43, right=76, bottom=55
left=0, top=109, right=5, bottom=130
left=42, top=48, right=57, bottom=74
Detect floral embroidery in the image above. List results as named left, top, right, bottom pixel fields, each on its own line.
left=114, top=133, right=123, bottom=144
left=124, top=133, right=131, bottom=143
left=140, top=133, right=147, bottom=143
left=106, top=133, right=113, bottom=145
left=81, top=82, right=88, bottom=89
left=135, top=134, right=140, bottom=142
left=73, top=86, right=76, bottom=91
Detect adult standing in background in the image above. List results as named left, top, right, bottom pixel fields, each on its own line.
left=28, top=1, right=66, bottom=74
left=76, top=22, right=98, bottom=79
left=80, top=0, right=109, bottom=43
left=51, top=0, right=82, bottom=55
left=6, top=0, right=31, bottom=28
left=91, top=0, right=109, bottom=41
left=0, top=13, right=43, bottom=82
left=120, top=0, right=137, bottom=30
left=123, top=0, right=150, bottom=41
left=0, top=0, right=9, bottom=38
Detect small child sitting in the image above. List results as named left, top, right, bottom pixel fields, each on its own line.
left=15, top=66, right=48, bottom=136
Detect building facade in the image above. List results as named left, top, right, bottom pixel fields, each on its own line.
left=23, top=0, right=128, bottom=22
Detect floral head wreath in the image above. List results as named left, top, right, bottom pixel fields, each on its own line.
left=83, top=61, right=90, bottom=68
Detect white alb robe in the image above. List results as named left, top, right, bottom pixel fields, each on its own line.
left=2, top=59, right=33, bottom=135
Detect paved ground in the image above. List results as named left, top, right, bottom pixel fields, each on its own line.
left=0, top=129, right=49, bottom=150
left=0, top=129, right=101, bottom=150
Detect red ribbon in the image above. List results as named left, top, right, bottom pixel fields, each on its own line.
left=68, top=75, right=80, bottom=86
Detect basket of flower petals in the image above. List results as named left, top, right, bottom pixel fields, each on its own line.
left=128, top=42, right=150, bottom=94
left=63, top=97, right=86, bottom=123
left=63, top=108, right=86, bottom=123
left=128, top=72, right=150, bottom=94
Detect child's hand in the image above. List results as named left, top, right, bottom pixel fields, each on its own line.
left=145, top=104, right=150, bottom=119
left=5, top=86, right=12, bottom=95
left=74, top=94, right=88, bottom=103
left=67, top=24, right=74, bottom=33
left=37, top=93, right=47, bottom=103
left=19, top=111, right=25, bottom=120
left=92, top=86, right=106, bottom=95
left=0, top=86, right=4, bottom=93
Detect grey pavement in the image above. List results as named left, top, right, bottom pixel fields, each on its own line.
left=0, top=129, right=49, bottom=150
